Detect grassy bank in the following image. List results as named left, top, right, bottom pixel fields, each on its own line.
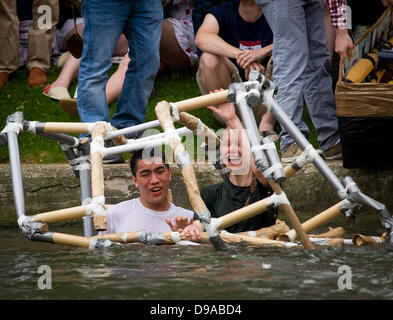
left=0, top=65, right=318, bottom=164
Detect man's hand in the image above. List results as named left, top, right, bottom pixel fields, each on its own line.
left=335, top=28, right=353, bottom=60
left=179, top=221, right=203, bottom=241
left=237, top=50, right=263, bottom=69
left=165, top=216, right=193, bottom=231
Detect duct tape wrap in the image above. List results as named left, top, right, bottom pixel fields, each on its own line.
left=86, top=196, right=106, bottom=216
left=90, top=136, right=105, bottom=157
left=170, top=232, right=181, bottom=243
left=165, top=128, right=181, bottom=145
left=270, top=192, right=290, bottom=207
left=293, top=144, right=318, bottom=170
left=262, top=163, right=283, bottom=180
left=17, top=216, right=45, bottom=240
left=121, top=232, right=128, bottom=243
left=337, top=181, right=357, bottom=199
left=247, top=231, right=257, bottom=237
left=138, top=231, right=166, bottom=245
left=169, top=102, right=180, bottom=122
left=88, top=121, right=112, bottom=134
left=89, top=238, right=112, bottom=249
left=2, top=121, right=23, bottom=135
left=69, top=155, right=91, bottom=171
left=175, top=151, right=192, bottom=169
left=251, top=142, right=276, bottom=153
left=25, top=121, right=37, bottom=134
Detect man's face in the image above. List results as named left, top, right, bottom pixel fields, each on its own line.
left=131, top=157, right=171, bottom=210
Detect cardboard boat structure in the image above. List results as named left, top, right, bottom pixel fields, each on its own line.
left=1, top=71, right=392, bottom=250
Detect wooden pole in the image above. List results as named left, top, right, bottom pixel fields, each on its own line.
left=279, top=201, right=345, bottom=242
left=174, top=90, right=229, bottom=113
left=91, top=122, right=107, bottom=231
left=269, top=181, right=316, bottom=250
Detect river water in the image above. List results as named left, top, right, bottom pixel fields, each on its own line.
left=0, top=213, right=392, bottom=301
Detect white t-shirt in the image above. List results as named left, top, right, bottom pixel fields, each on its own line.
left=101, top=198, right=194, bottom=234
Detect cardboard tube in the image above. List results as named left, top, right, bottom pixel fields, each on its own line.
left=283, top=164, right=298, bottom=179
left=269, top=181, right=315, bottom=250
left=310, top=226, right=345, bottom=239
left=43, top=122, right=90, bottom=134
left=238, top=219, right=290, bottom=239
left=217, top=197, right=273, bottom=231
left=167, top=189, right=173, bottom=203
left=327, top=238, right=344, bottom=246
left=352, top=233, right=386, bottom=246
left=94, top=231, right=142, bottom=243
left=94, top=230, right=288, bottom=247
left=279, top=201, right=345, bottom=242
left=220, top=232, right=289, bottom=247
left=178, top=112, right=220, bottom=147
left=156, top=101, right=208, bottom=214
left=91, top=123, right=107, bottom=231
left=53, top=232, right=94, bottom=248
left=33, top=205, right=87, bottom=223
left=174, top=90, right=229, bottom=113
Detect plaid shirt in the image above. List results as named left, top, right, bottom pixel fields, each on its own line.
left=327, top=0, right=347, bottom=29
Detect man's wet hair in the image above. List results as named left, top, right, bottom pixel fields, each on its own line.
left=130, top=148, right=169, bottom=177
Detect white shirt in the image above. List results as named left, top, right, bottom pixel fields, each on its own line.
left=101, top=198, right=194, bottom=234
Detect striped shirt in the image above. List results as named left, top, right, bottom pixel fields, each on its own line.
left=327, top=0, right=348, bottom=29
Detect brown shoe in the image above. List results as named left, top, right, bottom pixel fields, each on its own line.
left=28, top=67, right=47, bottom=87
left=322, top=142, right=342, bottom=160
left=0, top=72, right=10, bottom=89
left=281, top=142, right=302, bottom=163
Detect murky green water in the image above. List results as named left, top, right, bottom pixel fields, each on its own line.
left=0, top=214, right=392, bottom=301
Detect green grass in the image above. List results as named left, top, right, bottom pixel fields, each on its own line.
left=0, top=66, right=318, bottom=164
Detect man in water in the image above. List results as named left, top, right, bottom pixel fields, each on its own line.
left=101, top=148, right=203, bottom=239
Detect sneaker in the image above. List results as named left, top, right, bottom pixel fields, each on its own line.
left=102, top=140, right=124, bottom=164
left=281, top=142, right=302, bottom=163
left=322, top=142, right=342, bottom=160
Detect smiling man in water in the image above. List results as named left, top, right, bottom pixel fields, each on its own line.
left=101, top=148, right=202, bottom=238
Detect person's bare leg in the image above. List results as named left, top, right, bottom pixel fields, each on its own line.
left=113, top=34, right=129, bottom=57
left=198, top=52, right=233, bottom=92
left=106, top=55, right=130, bottom=104
left=159, top=19, right=190, bottom=73
left=51, top=54, right=80, bottom=89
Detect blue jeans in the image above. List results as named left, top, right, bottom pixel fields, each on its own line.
left=256, top=0, right=340, bottom=152
left=77, top=0, right=162, bottom=136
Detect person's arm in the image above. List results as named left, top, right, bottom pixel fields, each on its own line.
left=237, top=44, right=273, bottom=69
left=326, top=0, right=353, bottom=59
left=195, top=13, right=242, bottom=59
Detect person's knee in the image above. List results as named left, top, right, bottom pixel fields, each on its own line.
left=199, top=52, right=222, bottom=74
